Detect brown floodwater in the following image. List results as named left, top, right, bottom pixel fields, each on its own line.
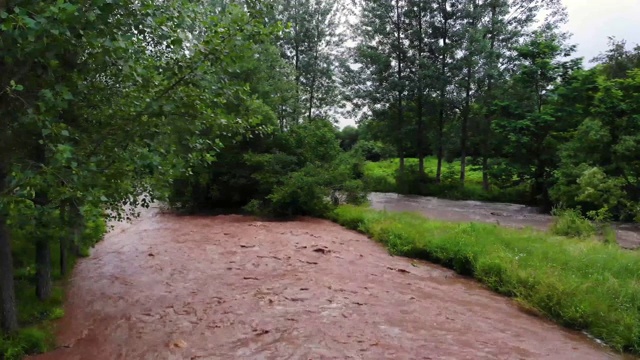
left=370, top=192, right=640, bottom=249
left=30, top=205, right=629, bottom=359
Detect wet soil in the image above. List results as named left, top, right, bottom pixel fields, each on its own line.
left=370, top=192, right=640, bottom=249
left=32, top=206, right=624, bottom=359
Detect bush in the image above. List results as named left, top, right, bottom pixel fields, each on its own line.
left=0, top=327, right=53, bottom=360
left=550, top=208, right=596, bottom=238
left=330, top=205, right=640, bottom=353
left=169, top=119, right=369, bottom=217
left=352, top=140, right=395, bottom=162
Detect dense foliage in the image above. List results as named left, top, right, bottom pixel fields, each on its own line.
left=346, top=0, right=640, bottom=220
left=0, top=0, right=360, bottom=357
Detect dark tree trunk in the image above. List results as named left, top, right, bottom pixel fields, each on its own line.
left=436, top=142, right=444, bottom=183
left=436, top=0, right=448, bottom=184
left=482, top=155, right=490, bottom=191
left=482, top=3, right=497, bottom=192
left=394, top=0, right=405, bottom=175
left=60, top=235, right=69, bottom=277
left=0, top=214, right=18, bottom=333
left=71, top=204, right=84, bottom=257
left=0, top=162, right=18, bottom=332
left=35, top=236, right=52, bottom=300
left=461, top=66, right=472, bottom=183
left=416, top=4, right=425, bottom=178
left=59, top=206, right=69, bottom=277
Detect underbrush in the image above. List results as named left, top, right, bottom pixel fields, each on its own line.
left=363, top=158, right=530, bottom=204
left=330, top=205, right=640, bottom=354
left=550, top=208, right=596, bottom=238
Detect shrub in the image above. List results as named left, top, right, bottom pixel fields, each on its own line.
left=550, top=208, right=596, bottom=238
left=352, top=140, right=395, bottom=162
left=0, top=327, right=53, bottom=360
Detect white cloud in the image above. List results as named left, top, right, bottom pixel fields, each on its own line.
left=562, top=0, right=640, bottom=63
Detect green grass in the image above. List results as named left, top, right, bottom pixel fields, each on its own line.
left=330, top=205, right=640, bottom=354
left=363, top=157, right=530, bottom=204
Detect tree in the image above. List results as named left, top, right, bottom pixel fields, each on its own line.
left=492, top=25, right=580, bottom=205
left=1, top=0, right=283, bottom=331
left=350, top=0, right=410, bottom=172
left=276, top=0, right=345, bottom=122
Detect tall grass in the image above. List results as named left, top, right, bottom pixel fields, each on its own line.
left=330, top=205, right=640, bottom=354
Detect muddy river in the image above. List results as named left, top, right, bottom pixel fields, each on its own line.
left=370, top=192, right=640, bottom=249
left=31, top=205, right=629, bottom=359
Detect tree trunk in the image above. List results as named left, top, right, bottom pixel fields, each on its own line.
left=59, top=206, right=69, bottom=277
left=416, top=4, right=425, bottom=178
left=35, top=236, right=52, bottom=300
left=0, top=214, right=18, bottom=333
left=60, top=235, right=68, bottom=277
left=436, top=143, right=444, bottom=183
left=482, top=3, right=497, bottom=192
left=437, top=0, right=448, bottom=184
left=482, top=155, right=490, bottom=191
left=70, top=204, right=84, bottom=257
left=461, top=59, right=472, bottom=183
left=395, top=0, right=405, bottom=175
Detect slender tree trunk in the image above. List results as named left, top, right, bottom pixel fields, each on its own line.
left=482, top=2, right=497, bottom=191
left=395, top=0, right=405, bottom=175
left=0, top=216, right=17, bottom=333
left=437, top=0, right=448, bottom=184
left=0, top=162, right=18, bottom=332
left=59, top=205, right=69, bottom=277
left=436, top=135, right=444, bottom=183
left=34, top=142, right=52, bottom=300
left=417, top=4, right=425, bottom=178
left=482, top=155, right=490, bottom=190
left=0, top=2, right=17, bottom=325
left=70, top=203, right=84, bottom=257
left=293, top=1, right=301, bottom=123
left=35, top=236, right=52, bottom=300
left=461, top=73, right=470, bottom=183
left=417, top=117, right=424, bottom=176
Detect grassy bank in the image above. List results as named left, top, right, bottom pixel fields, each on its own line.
left=330, top=205, right=640, bottom=354
left=363, top=158, right=530, bottom=204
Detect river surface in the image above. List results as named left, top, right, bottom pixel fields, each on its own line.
left=370, top=192, right=640, bottom=249
left=30, top=205, right=628, bottom=359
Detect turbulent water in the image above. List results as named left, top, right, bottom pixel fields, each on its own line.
left=369, top=192, right=640, bottom=249
left=30, top=206, right=627, bottom=359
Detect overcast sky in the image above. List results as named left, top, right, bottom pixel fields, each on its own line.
left=563, top=0, right=640, bottom=64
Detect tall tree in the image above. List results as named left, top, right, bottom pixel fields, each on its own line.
left=350, top=0, right=409, bottom=172
left=276, top=0, right=345, bottom=122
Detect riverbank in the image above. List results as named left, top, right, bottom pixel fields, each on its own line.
left=369, top=192, right=640, bottom=249
left=330, top=205, right=640, bottom=354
